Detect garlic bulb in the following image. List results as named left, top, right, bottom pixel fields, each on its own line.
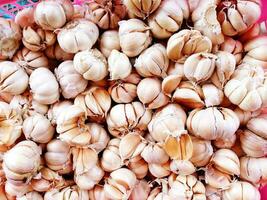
left=0, top=18, right=21, bottom=59
left=85, top=0, right=126, bottom=29
left=57, top=19, right=99, bottom=54
left=14, top=7, right=35, bottom=28
left=220, top=37, right=243, bottom=64
left=108, top=50, right=132, bottom=80
left=128, top=155, right=148, bottom=179
left=22, top=27, right=56, bottom=52
left=224, top=63, right=267, bottom=111
left=141, top=142, right=169, bottom=164
left=73, top=49, right=108, bottom=81
left=29, top=67, right=59, bottom=105
left=44, top=139, right=72, bottom=174
left=104, top=168, right=137, bottom=200
left=170, top=160, right=196, bottom=175
left=187, top=107, right=240, bottom=140
left=34, top=0, right=74, bottom=30
left=45, top=43, right=74, bottom=61
left=89, top=185, right=107, bottom=200
left=202, top=83, right=224, bottom=107
left=184, top=53, right=216, bottom=83
left=217, top=0, right=261, bottom=36
left=247, top=114, right=267, bottom=139
left=135, top=43, right=169, bottom=78
left=74, top=86, right=111, bottom=123
left=44, top=186, right=89, bottom=200
left=118, top=19, right=152, bottom=57
left=3, top=141, right=41, bottom=184
left=148, top=104, right=187, bottom=142
left=17, top=191, right=43, bottom=200
left=129, top=180, right=151, bottom=200
left=234, top=107, right=261, bottom=126
left=137, top=78, right=169, bottom=109
left=100, top=30, right=120, bottom=58
left=108, top=72, right=141, bottom=103
left=167, top=29, right=212, bottom=63
left=148, top=0, right=189, bottom=39
left=148, top=161, right=171, bottom=178
left=0, top=61, right=28, bottom=95
left=213, top=133, right=236, bottom=149
left=5, top=181, right=30, bottom=197
left=23, top=113, right=55, bottom=143
left=55, top=60, right=88, bottom=99
left=205, top=165, right=232, bottom=189
left=107, top=101, right=152, bottom=137
left=47, top=100, right=72, bottom=125
left=13, top=47, right=49, bottom=74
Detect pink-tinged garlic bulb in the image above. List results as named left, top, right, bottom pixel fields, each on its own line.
left=85, top=0, right=126, bottom=29
left=3, top=141, right=41, bottom=185
left=104, top=168, right=137, bottom=200
left=118, top=19, right=152, bottom=57
left=224, top=63, right=267, bottom=111
left=0, top=102, right=23, bottom=147
left=99, top=30, right=120, bottom=58
left=239, top=23, right=261, bottom=42
left=127, top=155, right=148, bottom=179
left=44, top=186, right=89, bottom=200
left=13, top=47, right=49, bottom=75
left=89, top=185, right=108, bottom=200
left=45, top=43, right=74, bottom=61
left=17, top=191, right=43, bottom=200
left=55, top=60, right=88, bottom=99
left=47, top=101, right=72, bottom=125
left=217, top=0, right=261, bottom=36
left=106, top=101, right=152, bottom=137
left=148, top=104, right=187, bottom=142
left=15, top=7, right=35, bottom=28
left=73, top=49, right=108, bottom=81
left=29, top=68, right=59, bottom=105
left=22, top=27, right=56, bottom=52
left=0, top=61, right=28, bottom=95
left=148, top=0, right=189, bottom=39
left=0, top=18, right=21, bottom=59
left=57, top=19, right=99, bottom=54
left=74, top=86, right=111, bottom=123
left=220, top=37, right=243, bottom=64
left=73, top=5, right=86, bottom=19
left=34, top=0, right=74, bottom=30
left=129, top=180, right=151, bottom=200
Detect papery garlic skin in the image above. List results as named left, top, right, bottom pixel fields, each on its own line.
left=129, top=180, right=151, bottom=200
left=169, top=160, right=195, bottom=175
left=89, top=185, right=108, bottom=200
left=148, top=161, right=171, bottom=178
left=148, top=0, right=189, bottom=39
left=34, top=0, right=74, bottom=30
left=0, top=61, right=28, bottom=95
left=73, top=49, right=108, bottom=81
left=202, top=83, right=224, bottom=107
left=206, top=185, right=222, bottom=200
left=220, top=37, right=243, bottom=64
left=141, top=142, right=169, bottom=164
left=23, top=113, right=55, bottom=143
left=44, top=186, right=89, bottom=200
left=47, top=101, right=72, bottom=125
left=205, top=165, right=232, bottom=189
left=119, top=19, right=152, bottom=57
left=58, top=19, right=99, bottom=54
left=100, top=30, right=121, bottom=58
left=0, top=18, right=21, bottom=59
left=55, top=60, right=88, bottom=99
left=167, top=29, right=212, bottom=63
left=234, top=107, right=261, bottom=126
left=213, top=133, right=236, bottom=149
left=45, top=43, right=74, bottom=61
left=108, top=50, right=132, bottom=80
left=29, top=67, right=59, bottom=105
left=17, top=191, right=43, bottom=200
left=128, top=155, right=148, bottom=179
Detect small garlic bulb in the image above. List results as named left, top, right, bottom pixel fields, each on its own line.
left=141, top=142, right=168, bottom=164
left=119, top=19, right=152, bottom=57
left=55, top=60, right=88, bottom=99
left=73, top=49, right=108, bottom=81
left=167, top=29, right=212, bottom=63
left=220, top=37, right=243, bottom=64
left=45, top=43, right=74, bottom=61
left=99, top=30, right=120, bottom=58
left=0, top=61, right=28, bottom=95
left=34, top=0, right=74, bottom=30
left=44, top=186, right=89, bottom=200
left=57, top=19, right=99, bottom=54
left=29, top=67, right=59, bottom=105
left=108, top=50, right=132, bottom=80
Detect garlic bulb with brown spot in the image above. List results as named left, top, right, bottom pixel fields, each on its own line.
left=0, top=61, right=28, bottom=95
left=148, top=0, right=189, bottom=39
left=17, top=191, right=43, bottom=200
left=108, top=50, right=132, bottom=80
left=104, top=168, right=137, bottom=200
left=148, top=104, right=187, bottom=142
left=107, top=101, right=152, bottom=137
left=129, top=180, right=151, bottom=200
left=0, top=18, right=21, bottom=59
left=234, top=107, right=261, bottom=126
left=170, top=160, right=196, bottom=175
left=128, top=155, right=148, bottom=179
left=34, top=0, right=74, bottom=30
left=73, top=49, right=108, bottom=81
left=224, top=63, right=267, bottom=111
left=137, top=77, right=169, bottom=109
left=148, top=161, right=171, bottom=178
left=167, top=29, right=212, bottom=63
left=141, top=142, right=169, bottom=164
left=74, top=86, right=111, bottom=123
left=29, top=67, right=59, bottom=105
left=220, top=37, right=243, bottom=64
left=23, top=113, right=55, bottom=144
left=184, top=53, right=216, bottom=83
left=44, top=186, right=89, bottom=200
left=22, top=27, right=56, bottom=52
left=55, top=60, right=88, bottom=99
left=3, top=141, right=41, bottom=184
left=13, top=48, right=49, bottom=75
left=205, top=165, right=232, bottom=189
left=57, top=19, right=99, bottom=54
left=100, top=30, right=120, bottom=58
left=135, top=43, right=169, bottom=78
left=118, top=19, right=152, bottom=57
left=44, top=139, right=72, bottom=174
left=45, top=43, right=74, bottom=61
left=247, top=114, right=267, bottom=139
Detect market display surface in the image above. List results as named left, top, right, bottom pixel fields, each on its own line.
left=0, top=0, right=267, bottom=199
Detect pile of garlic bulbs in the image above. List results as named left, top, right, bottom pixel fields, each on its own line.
left=0, top=0, right=267, bottom=199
